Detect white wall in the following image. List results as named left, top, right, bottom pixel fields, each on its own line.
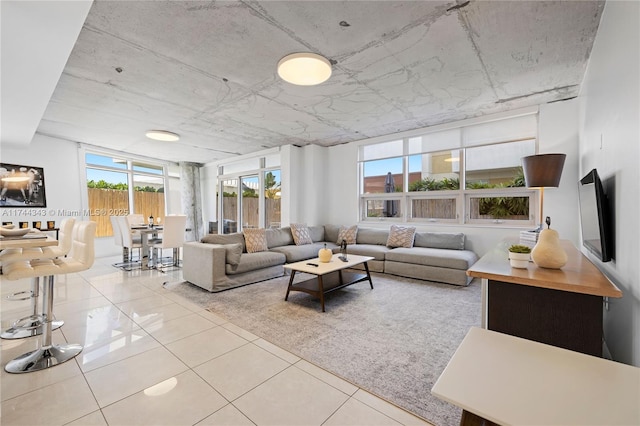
left=578, top=0, right=639, bottom=366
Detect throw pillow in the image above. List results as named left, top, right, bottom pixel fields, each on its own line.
left=336, top=225, right=357, bottom=245
left=386, top=224, right=416, bottom=248
left=243, top=228, right=268, bottom=253
left=290, top=223, right=313, bottom=245
left=224, top=243, right=243, bottom=266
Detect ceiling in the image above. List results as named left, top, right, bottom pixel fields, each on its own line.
left=9, top=1, right=605, bottom=164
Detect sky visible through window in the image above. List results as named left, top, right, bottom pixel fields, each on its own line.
left=364, top=157, right=421, bottom=177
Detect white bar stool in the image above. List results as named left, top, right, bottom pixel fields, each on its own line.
left=3, top=221, right=96, bottom=373
left=0, top=218, right=75, bottom=339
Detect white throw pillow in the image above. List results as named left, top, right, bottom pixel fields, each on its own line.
left=336, top=225, right=357, bottom=245
left=290, top=223, right=313, bottom=245
left=243, top=228, right=268, bottom=253
left=386, top=224, right=416, bottom=248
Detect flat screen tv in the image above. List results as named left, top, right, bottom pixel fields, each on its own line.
left=578, top=169, right=613, bottom=262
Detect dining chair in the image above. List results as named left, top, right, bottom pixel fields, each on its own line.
left=2, top=221, right=96, bottom=373
left=0, top=218, right=75, bottom=340
left=115, top=215, right=142, bottom=270
left=148, top=214, right=186, bottom=271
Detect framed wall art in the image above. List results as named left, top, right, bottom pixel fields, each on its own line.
left=0, top=163, right=47, bottom=207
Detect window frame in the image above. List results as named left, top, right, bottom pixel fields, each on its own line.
left=358, top=114, right=538, bottom=228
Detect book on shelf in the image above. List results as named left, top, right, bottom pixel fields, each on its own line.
left=519, top=230, right=539, bottom=248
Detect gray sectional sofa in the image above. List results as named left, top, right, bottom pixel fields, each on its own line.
left=182, top=224, right=478, bottom=292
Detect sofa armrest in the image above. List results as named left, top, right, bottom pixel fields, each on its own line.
left=183, top=242, right=228, bottom=291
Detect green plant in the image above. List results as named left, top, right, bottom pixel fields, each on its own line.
left=508, top=244, right=531, bottom=254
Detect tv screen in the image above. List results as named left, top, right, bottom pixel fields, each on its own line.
left=578, top=169, right=613, bottom=262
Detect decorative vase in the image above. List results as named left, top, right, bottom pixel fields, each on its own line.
left=318, top=243, right=332, bottom=263
left=508, top=252, right=530, bottom=269
left=532, top=228, right=567, bottom=269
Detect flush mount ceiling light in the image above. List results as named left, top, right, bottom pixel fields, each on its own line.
left=277, top=52, right=332, bottom=86
left=145, top=130, right=180, bottom=142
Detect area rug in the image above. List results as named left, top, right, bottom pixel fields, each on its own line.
left=170, top=273, right=481, bottom=426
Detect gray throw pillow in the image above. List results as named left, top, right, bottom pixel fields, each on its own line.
left=224, top=243, right=243, bottom=266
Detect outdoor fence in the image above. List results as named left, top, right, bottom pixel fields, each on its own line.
left=88, top=188, right=165, bottom=237
left=221, top=196, right=281, bottom=231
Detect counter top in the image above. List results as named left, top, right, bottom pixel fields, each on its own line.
left=467, top=239, right=622, bottom=298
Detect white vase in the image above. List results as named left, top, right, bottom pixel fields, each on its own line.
left=318, top=244, right=332, bottom=263
left=508, top=251, right=530, bottom=269
left=531, top=228, right=567, bottom=269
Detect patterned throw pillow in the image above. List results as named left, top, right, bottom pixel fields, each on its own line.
left=386, top=224, right=416, bottom=248
left=243, top=228, right=268, bottom=253
left=290, top=223, right=313, bottom=245
left=336, top=225, right=358, bottom=245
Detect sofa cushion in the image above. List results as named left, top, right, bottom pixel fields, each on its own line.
left=243, top=228, right=268, bottom=253
left=201, top=233, right=246, bottom=252
left=386, top=225, right=416, bottom=248
left=414, top=232, right=465, bottom=250
left=226, top=251, right=286, bottom=275
left=291, top=223, right=313, bottom=245
left=266, top=227, right=294, bottom=248
left=270, top=242, right=337, bottom=263
left=308, top=225, right=325, bottom=242
left=224, top=243, right=243, bottom=266
left=324, top=224, right=340, bottom=244
left=356, top=228, right=389, bottom=246
left=337, top=225, right=357, bottom=244
left=385, top=247, right=477, bottom=270
left=345, top=244, right=392, bottom=261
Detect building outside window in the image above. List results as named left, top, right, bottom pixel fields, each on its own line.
left=359, top=112, right=537, bottom=226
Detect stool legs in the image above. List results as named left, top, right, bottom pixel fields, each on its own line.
left=5, top=275, right=82, bottom=374
left=1, top=277, right=63, bottom=340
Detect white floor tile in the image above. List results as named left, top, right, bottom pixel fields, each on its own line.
left=324, top=398, right=402, bottom=425
left=196, top=403, right=254, bottom=426
left=142, top=312, right=217, bottom=345
left=234, top=366, right=349, bottom=425
left=194, top=342, right=289, bottom=401
left=85, top=346, right=188, bottom=407
left=0, top=375, right=99, bottom=425
left=101, top=370, right=227, bottom=426
left=165, top=326, right=248, bottom=368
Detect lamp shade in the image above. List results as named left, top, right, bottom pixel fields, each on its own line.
left=522, top=153, right=566, bottom=188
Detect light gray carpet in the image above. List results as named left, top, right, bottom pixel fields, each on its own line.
left=169, top=272, right=481, bottom=426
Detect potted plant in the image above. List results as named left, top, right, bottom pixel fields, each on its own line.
left=508, top=244, right=531, bottom=268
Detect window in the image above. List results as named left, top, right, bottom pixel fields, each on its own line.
left=85, top=153, right=172, bottom=237
left=359, top=112, right=537, bottom=226
left=217, top=155, right=281, bottom=233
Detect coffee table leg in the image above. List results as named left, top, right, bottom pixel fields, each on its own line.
left=318, top=275, right=325, bottom=312
left=364, top=262, right=374, bottom=289
left=285, top=270, right=296, bottom=301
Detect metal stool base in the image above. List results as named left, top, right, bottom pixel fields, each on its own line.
left=1, top=320, right=63, bottom=340
left=6, top=290, right=34, bottom=301
left=5, top=344, right=83, bottom=373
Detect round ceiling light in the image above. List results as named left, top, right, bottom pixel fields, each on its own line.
left=145, top=130, right=180, bottom=142
left=277, top=52, right=332, bottom=86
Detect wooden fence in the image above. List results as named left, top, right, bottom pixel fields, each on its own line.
left=88, top=188, right=165, bottom=237
left=221, top=197, right=281, bottom=230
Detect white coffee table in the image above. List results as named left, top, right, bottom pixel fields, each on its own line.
left=283, top=254, right=374, bottom=312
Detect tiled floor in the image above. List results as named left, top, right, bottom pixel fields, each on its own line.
left=0, top=256, right=433, bottom=425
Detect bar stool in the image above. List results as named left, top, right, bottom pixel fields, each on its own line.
left=2, top=221, right=96, bottom=373
left=0, top=218, right=75, bottom=339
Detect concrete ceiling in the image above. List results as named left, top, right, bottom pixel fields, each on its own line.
left=9, top=1, right=605, bottom=164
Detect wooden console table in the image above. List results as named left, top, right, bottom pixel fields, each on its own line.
left=467, top=240, right=622, bottom=357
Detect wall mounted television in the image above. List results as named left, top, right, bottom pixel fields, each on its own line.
left=578, top=168, right=613, bottom=262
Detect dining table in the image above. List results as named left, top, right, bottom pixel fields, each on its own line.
left=130, top=225, right=163, bottom=270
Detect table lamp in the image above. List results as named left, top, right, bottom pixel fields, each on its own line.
left=521, top=153, right=566, bottom=231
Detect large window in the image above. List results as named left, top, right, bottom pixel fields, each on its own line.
left=85, top=153, right=172, bottom=237
left=217, top=154, right=281, bottom=234
left=359, top=113, right=538, bottom=226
